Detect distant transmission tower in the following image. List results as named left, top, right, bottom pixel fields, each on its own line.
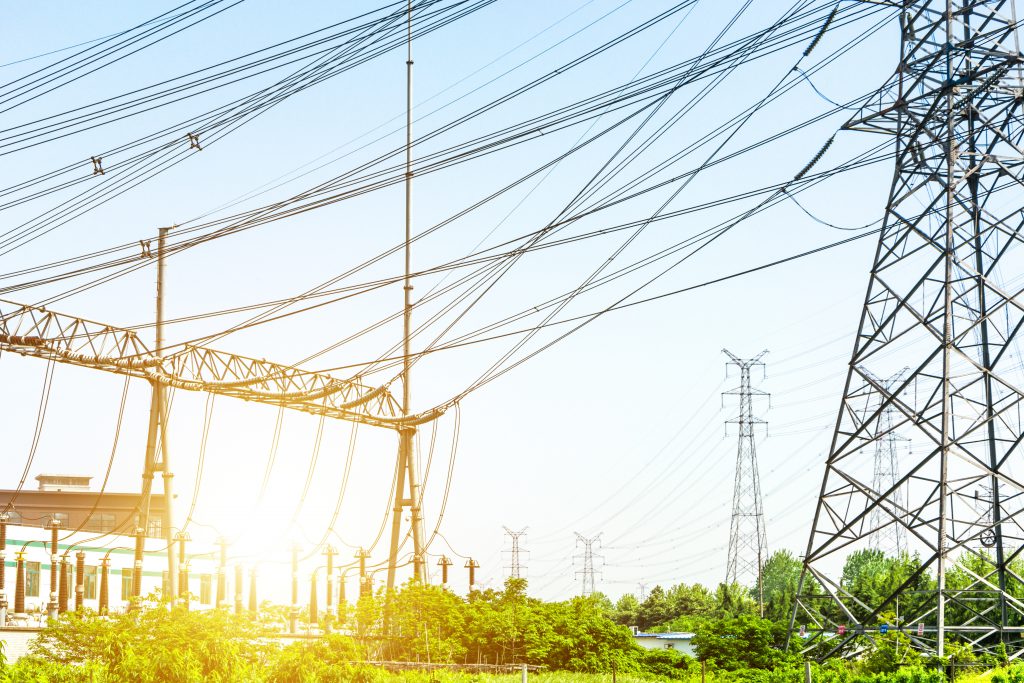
left=866, top=370, right=909, bottom=558
left=503, top=527, right=528, bottom=579
left=793, top=0, right=1024, bottom=659
left=573, top=533, right=602, bottom=597
left=723, top=350, right=769, bottom=592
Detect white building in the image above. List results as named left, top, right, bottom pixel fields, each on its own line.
left=631, top=628, right=696, bottom=657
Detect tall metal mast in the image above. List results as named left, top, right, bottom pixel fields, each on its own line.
left=386, top=0, right=427, bottom=592
left=139, top=226, right=177, bottom=599
left=791, top=0, right=1024, bottom=658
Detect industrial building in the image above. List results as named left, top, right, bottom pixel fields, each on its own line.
left=0, top=475, right=220, bottom=623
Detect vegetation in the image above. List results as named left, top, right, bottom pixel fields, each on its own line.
left=0, top=550, right=1013, bottom=682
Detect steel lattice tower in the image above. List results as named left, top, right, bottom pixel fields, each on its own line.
left=723, top=350, right=769, bottom=589
left=792, top=0, right=1024, bottom=658
left=574, top=533, right=602, bottom=597
left=867, top=370, right=910, bottom=558
left=503, top=527, right=528, bottom=579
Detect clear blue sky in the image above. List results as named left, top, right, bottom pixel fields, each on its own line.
left=0, top=0, right=900, bottom=601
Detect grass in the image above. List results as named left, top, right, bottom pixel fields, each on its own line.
left=363, top=673, right=660, bottom=683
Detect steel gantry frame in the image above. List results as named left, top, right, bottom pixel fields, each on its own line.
left=791, top=0, right=1024, bottom=659
left=0, top=295, right=442, bottom=593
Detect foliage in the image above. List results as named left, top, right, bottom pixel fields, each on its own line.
left=639, top=648, right=693, bottom=680
left=854, top=631, right=921, bottom=675
left=17, top=600, right=271, bottom=682
left=691, top=614, right=781, bottom=670
left=761, top=550, right=817, bottom=625
left=265, top=634, right=366, bottom=683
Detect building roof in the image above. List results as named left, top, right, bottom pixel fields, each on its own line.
left=634, top=632, right=695, bottom=639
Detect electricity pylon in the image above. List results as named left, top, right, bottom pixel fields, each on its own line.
left=792, top=0, right=1024, bottom=658
left=867, top=370, right=910, bottom=558
left=723, top=350, right=769, bottom=593
left=503, top=527, right=528, bottom=579
left=574, top=533, right=602, bottom=597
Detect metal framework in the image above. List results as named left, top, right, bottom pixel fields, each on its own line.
left=723, top=350, right=769, bottom=590
left=574, top=532, right=602, bottom=597
left=867, top=370, right=910, bottom=558
left=0, top=298, right=449, bottom=428
left=503, top=526, right=528, bottom=579
left=792, top=0, right=1024, bottom=658
left=0, top=296, right=442, bottom=588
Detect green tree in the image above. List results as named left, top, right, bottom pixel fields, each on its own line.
left=24, top=602, right=271, bottom=682
left=612, top=592, right=640, bottom=627
left=761, top=549, right=812, bottom=625
left=637, top=585, right=673, bottom=630
left=715, top=582, right=757, bottom=619
left=692, top=614, right=780, bottom=670
left=840, top=550, right=933, bottom=624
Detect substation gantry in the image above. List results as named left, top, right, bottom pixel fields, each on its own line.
left=0, top=295, right=440, bottom=599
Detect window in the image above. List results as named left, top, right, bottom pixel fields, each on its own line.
left=85, top=514, right=115, bottom=533
left=26, top=561, right=40, bottom=597
left=84, top=566, right=97, bottom=600
left=665, top=643, right=675, bottom=650
left=43, top=512, right=69, bottom=528
left=132, top=515, right=162, bottom=538
left=200, top=575, right=212, bottom=605
left=121, top=572, right=133, bottom=601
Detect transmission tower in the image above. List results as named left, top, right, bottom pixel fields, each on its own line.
left=867, top=370, right=910, bottom=558
left=792, top=0, right=1024, bottom=659
left=574, top=533, right=602, bottom=597
left=723, top=350, right=769, bottom=591
left=503, top=527, right=528, bottom=579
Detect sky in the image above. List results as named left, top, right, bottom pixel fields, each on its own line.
left=0, top=0, right=904, bottom=602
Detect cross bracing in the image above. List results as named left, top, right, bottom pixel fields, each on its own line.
left=792, top=0, right=1024, bottom=659
left=0, top=298, right=444, bottom=429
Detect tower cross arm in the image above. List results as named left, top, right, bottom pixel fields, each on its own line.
left=0, top=297, right=442, bottom=429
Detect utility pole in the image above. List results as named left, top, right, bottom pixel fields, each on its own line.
left=503, top=527, right=528, bottom=579
left=574, top=533, right=602, bottom=597
left=792, top=0, right=1024, bottom=659
left=386, top=0, right=427, bottom=594
left=722, top=349, right=769, bottom=607
left=638, top=582, right=647, bottom=602
left=139, top=226, right=177, bottom=600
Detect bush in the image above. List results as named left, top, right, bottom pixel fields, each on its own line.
left=639, top=648, right=692, bottom=680
left=265, top=633, right=365, bottom=683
